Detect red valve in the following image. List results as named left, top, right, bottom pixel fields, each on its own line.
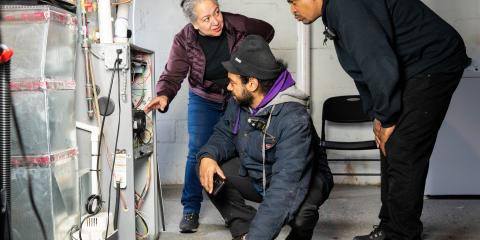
left=0, top=45, right=14, bottom=64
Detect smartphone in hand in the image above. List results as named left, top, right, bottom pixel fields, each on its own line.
left=212, top=174, right=226, bottom=196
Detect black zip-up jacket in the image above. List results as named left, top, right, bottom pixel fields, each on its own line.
left=322, top=0, right=469, bottom=126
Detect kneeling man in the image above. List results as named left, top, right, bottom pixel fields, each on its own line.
left=198, top=35, right=333, bottom=240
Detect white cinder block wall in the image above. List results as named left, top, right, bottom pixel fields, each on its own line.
left=133, top=0, right=190, bottom=184
left=133, top=0, right=479, bottom=184
left=133, top=0, right=301, bottom=184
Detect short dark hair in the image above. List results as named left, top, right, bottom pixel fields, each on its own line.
left=239, top=59, right=288, bottom=94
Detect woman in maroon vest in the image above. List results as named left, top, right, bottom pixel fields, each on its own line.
left=144, top=0, right=274, bottom=233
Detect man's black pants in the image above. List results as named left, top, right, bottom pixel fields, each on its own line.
left=204, top=157, right=332, bottom=239
left=379, top=72, right=463, bottom=239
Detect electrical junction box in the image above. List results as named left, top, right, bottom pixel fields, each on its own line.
left=97, top=43, right=129, bottom=70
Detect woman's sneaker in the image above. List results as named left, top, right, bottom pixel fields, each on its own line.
left=179, top=212, right=199, bottom=233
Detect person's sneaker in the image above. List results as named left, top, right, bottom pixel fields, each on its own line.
left=353, top=225, right=386, bottom=240
left=179, top=212, right=199, bottom=233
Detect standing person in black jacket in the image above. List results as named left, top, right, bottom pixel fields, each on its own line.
left=286, top=0, right=470, bottom=239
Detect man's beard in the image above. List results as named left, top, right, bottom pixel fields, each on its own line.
left=233, top=88, right=253, bottom=107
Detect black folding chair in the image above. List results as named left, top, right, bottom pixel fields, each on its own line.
left=320, top=95, right=379, bottom=176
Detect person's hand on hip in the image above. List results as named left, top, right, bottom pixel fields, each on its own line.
left=374, top=119, right=396, bottom=156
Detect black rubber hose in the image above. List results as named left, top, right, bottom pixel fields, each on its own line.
left=113, top=181, right=120, bottom=230
left=105, top=56, right=122, bottom=239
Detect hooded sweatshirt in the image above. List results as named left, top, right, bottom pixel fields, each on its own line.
left=198, top=70, right=331, bottom=239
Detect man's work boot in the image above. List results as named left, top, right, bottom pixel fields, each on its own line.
left=232, top=233, right=247, bottom=240
left=179, top=212, right=199, bottom=233
left=353, top=225, right=387, bottom=240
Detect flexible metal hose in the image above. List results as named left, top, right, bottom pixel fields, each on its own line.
left=0, top=60, right=11, bottom=210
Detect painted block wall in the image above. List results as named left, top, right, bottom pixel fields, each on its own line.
left=133, top=0, right=479, bottom=184
left=133, top=0, right=297, bottom=184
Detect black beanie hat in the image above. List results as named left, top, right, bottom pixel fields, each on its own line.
left=222, top=35, right=282, bottom=79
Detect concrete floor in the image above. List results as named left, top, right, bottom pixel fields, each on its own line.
left=156, top=185, right=480, bottom=240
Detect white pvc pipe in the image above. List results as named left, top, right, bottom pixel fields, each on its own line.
left=114, top=3, right=130, bottom=43
left=296, top=22, right=311, bottom=97
left=131, top=0, right=136, bottom=44
left=98, top=0, right=114, bottom=43
left=76, top=121, right=100, bottom=195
